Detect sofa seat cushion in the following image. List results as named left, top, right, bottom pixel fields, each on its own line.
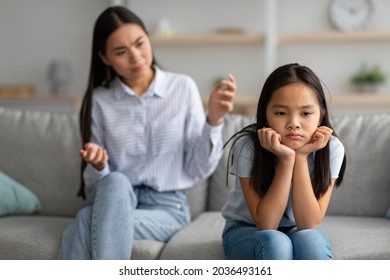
left=320, top=215, right=390, bottom=259
left=160, top=211, right=226, bottom=260
left=160, top=212, right=390, bottom=260
left=0, top=215, right=165, bottom=260
left=0, top=216, right=72, bottom=259
left=131, top=240, right=165, bottom=260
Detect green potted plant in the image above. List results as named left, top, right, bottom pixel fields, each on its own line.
left=350, top=63, right=387, bottom=93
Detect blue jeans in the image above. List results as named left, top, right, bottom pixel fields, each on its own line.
left=222, top=220, right=332, bottom=260
left=58, top=172, right=191, bottom=259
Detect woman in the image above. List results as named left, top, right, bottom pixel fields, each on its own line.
left=58, top=6, right=236, bottom=259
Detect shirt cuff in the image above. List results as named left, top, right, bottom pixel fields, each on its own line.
left=204, top=118, right=224, bottom=145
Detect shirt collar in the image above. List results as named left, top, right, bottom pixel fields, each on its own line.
left=113, top=66, right=166, bottom=99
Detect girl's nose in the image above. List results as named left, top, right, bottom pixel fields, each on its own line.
left=286, top=118, right=300, bottom=129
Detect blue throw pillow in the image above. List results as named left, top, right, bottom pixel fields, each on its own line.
left=0, top=171, right=41, bottom=216
left=386, top=208, right=390, bottom=219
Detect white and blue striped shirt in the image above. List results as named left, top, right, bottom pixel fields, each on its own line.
left=84, top=66, right=224, bottom=193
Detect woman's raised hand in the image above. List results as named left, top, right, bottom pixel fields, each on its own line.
left=207, top=74, right=236, bottom=126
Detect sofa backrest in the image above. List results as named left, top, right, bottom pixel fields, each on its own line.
left=206, top=113, right=390, bottom=218
left=2, top=107, right=389, bottom=219
left=0, top=107, right=83, bottom=217
left=328, top=113, right=390, bottom=217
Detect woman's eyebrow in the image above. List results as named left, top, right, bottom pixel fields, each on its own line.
left=112, top=36, right=144, bottom=51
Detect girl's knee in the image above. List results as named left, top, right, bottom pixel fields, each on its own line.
left=254, top=230, right=293, bottom=260
left=291, top=229, right=332, bottom=260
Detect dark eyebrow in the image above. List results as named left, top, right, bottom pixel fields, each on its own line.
left=113, top=46, right=126, bottom=52
left=271, top=104, right=316, bottom=109
left=112, top=36, right=144, bottom=52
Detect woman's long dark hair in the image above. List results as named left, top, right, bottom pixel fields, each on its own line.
left=78, top=6, right=157, bottom=198
left=227, top=63, right=347, bottom=199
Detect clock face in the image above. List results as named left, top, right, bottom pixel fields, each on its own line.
left=329, top=0, right=375, bottom=31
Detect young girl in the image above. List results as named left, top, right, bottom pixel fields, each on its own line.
left=221, top=63, right=346, bottom=260
left=58, top=6, right=236, bottom=259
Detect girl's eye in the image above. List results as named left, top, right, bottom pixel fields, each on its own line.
left=275, top=112, right=286, bottom=116
left=136, top=41, right=144, bottom=47
left=302, top=112, right=312, bottom=116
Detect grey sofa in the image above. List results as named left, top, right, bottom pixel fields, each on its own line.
left=0, top=107, right=389, bottom=260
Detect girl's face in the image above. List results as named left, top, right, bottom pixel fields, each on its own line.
left=265, top=82, right=322, bottom=150
left=99, top=23, right=154, bottom=85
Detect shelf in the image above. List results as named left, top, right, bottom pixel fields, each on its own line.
left=278, top=30, right=390, bottom=44
left=151, top=34, right=264, bottom=46
left=327, top=93, right=390, bottom=106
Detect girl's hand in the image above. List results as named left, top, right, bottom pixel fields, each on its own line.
left=296, top=126, right=333, bottom=156
left=80, top=142, right=108, bottom=171
left=258, top=128, right=295, bottom=160
left=207, top=74, right=236, bottom=126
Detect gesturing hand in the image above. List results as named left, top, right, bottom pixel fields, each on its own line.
left=258, top=128, right=295, bottom=160
left=296, top=126, right=333, bottom=155
left=80, top=142, right=108, bottom=171
left=207, top=74, right=236, bottom=126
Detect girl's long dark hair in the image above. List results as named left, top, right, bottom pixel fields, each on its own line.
left=78, top=6, right=157, bottom=198
left=226, top=63, right=347, bottom=199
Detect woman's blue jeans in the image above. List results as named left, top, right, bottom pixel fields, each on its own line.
left=58, top=172, right=191, bottom=259
left=222, top=220, right=332, bottom=260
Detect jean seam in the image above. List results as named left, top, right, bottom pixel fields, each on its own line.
left=91, top=184, right=102, bottom=260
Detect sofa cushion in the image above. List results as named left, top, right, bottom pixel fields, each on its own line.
left=131, top=240, right=165, bottom=260
left=320, top=215, right=390, bottom=259
left=0, top=216, right=165, bottom=260
left=160, top=212, right=390, bottom=260
left=160, top=211, right=226, bottom=260
left=185, top=179, right=208, bottom=220
left=0, top=171, right=41, bottom=216
left=0, top=108, right=83, bottom=217
left=0, top=216, right=72, bottom=259
left=328, top=113, right=390, bottom=217
left=207, top=114, right=255, bottom=211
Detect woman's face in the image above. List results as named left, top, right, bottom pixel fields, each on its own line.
left=265, top=82, right=322, bottom=150
left=99, top=23, right=154, bottom=85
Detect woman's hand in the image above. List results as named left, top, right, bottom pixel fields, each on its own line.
left=296, top=126, right=333, bottom=156
left=207, top=74, right=236, bottom=126
left=80, top=142, right=108, bottom=171
left=258, top=128, right=295, bottom=161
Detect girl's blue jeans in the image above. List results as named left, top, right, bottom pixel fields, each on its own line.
left=58, top=172, right=191, bottom=259
left=222, top=220, right=332, bottom=260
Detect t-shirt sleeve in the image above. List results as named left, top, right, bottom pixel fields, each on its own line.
left=230, top=135, right=255, bottom=178
left=329, top=136, right=345, bottom=179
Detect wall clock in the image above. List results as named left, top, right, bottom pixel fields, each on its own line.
left=329, top=0, right=375, bottom=31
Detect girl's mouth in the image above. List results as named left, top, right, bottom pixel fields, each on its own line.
left=287, top=133, right=303, bottom=140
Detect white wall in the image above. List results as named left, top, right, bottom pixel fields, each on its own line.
left=277, top=0, right=390, bottom=95
left=129, top=0, right=265, bottom=96
left=129, top=0, right=390, bottom=96
left=0, top=0, right=109, bottom=95
left=1, top=0, right=390, bottom=98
